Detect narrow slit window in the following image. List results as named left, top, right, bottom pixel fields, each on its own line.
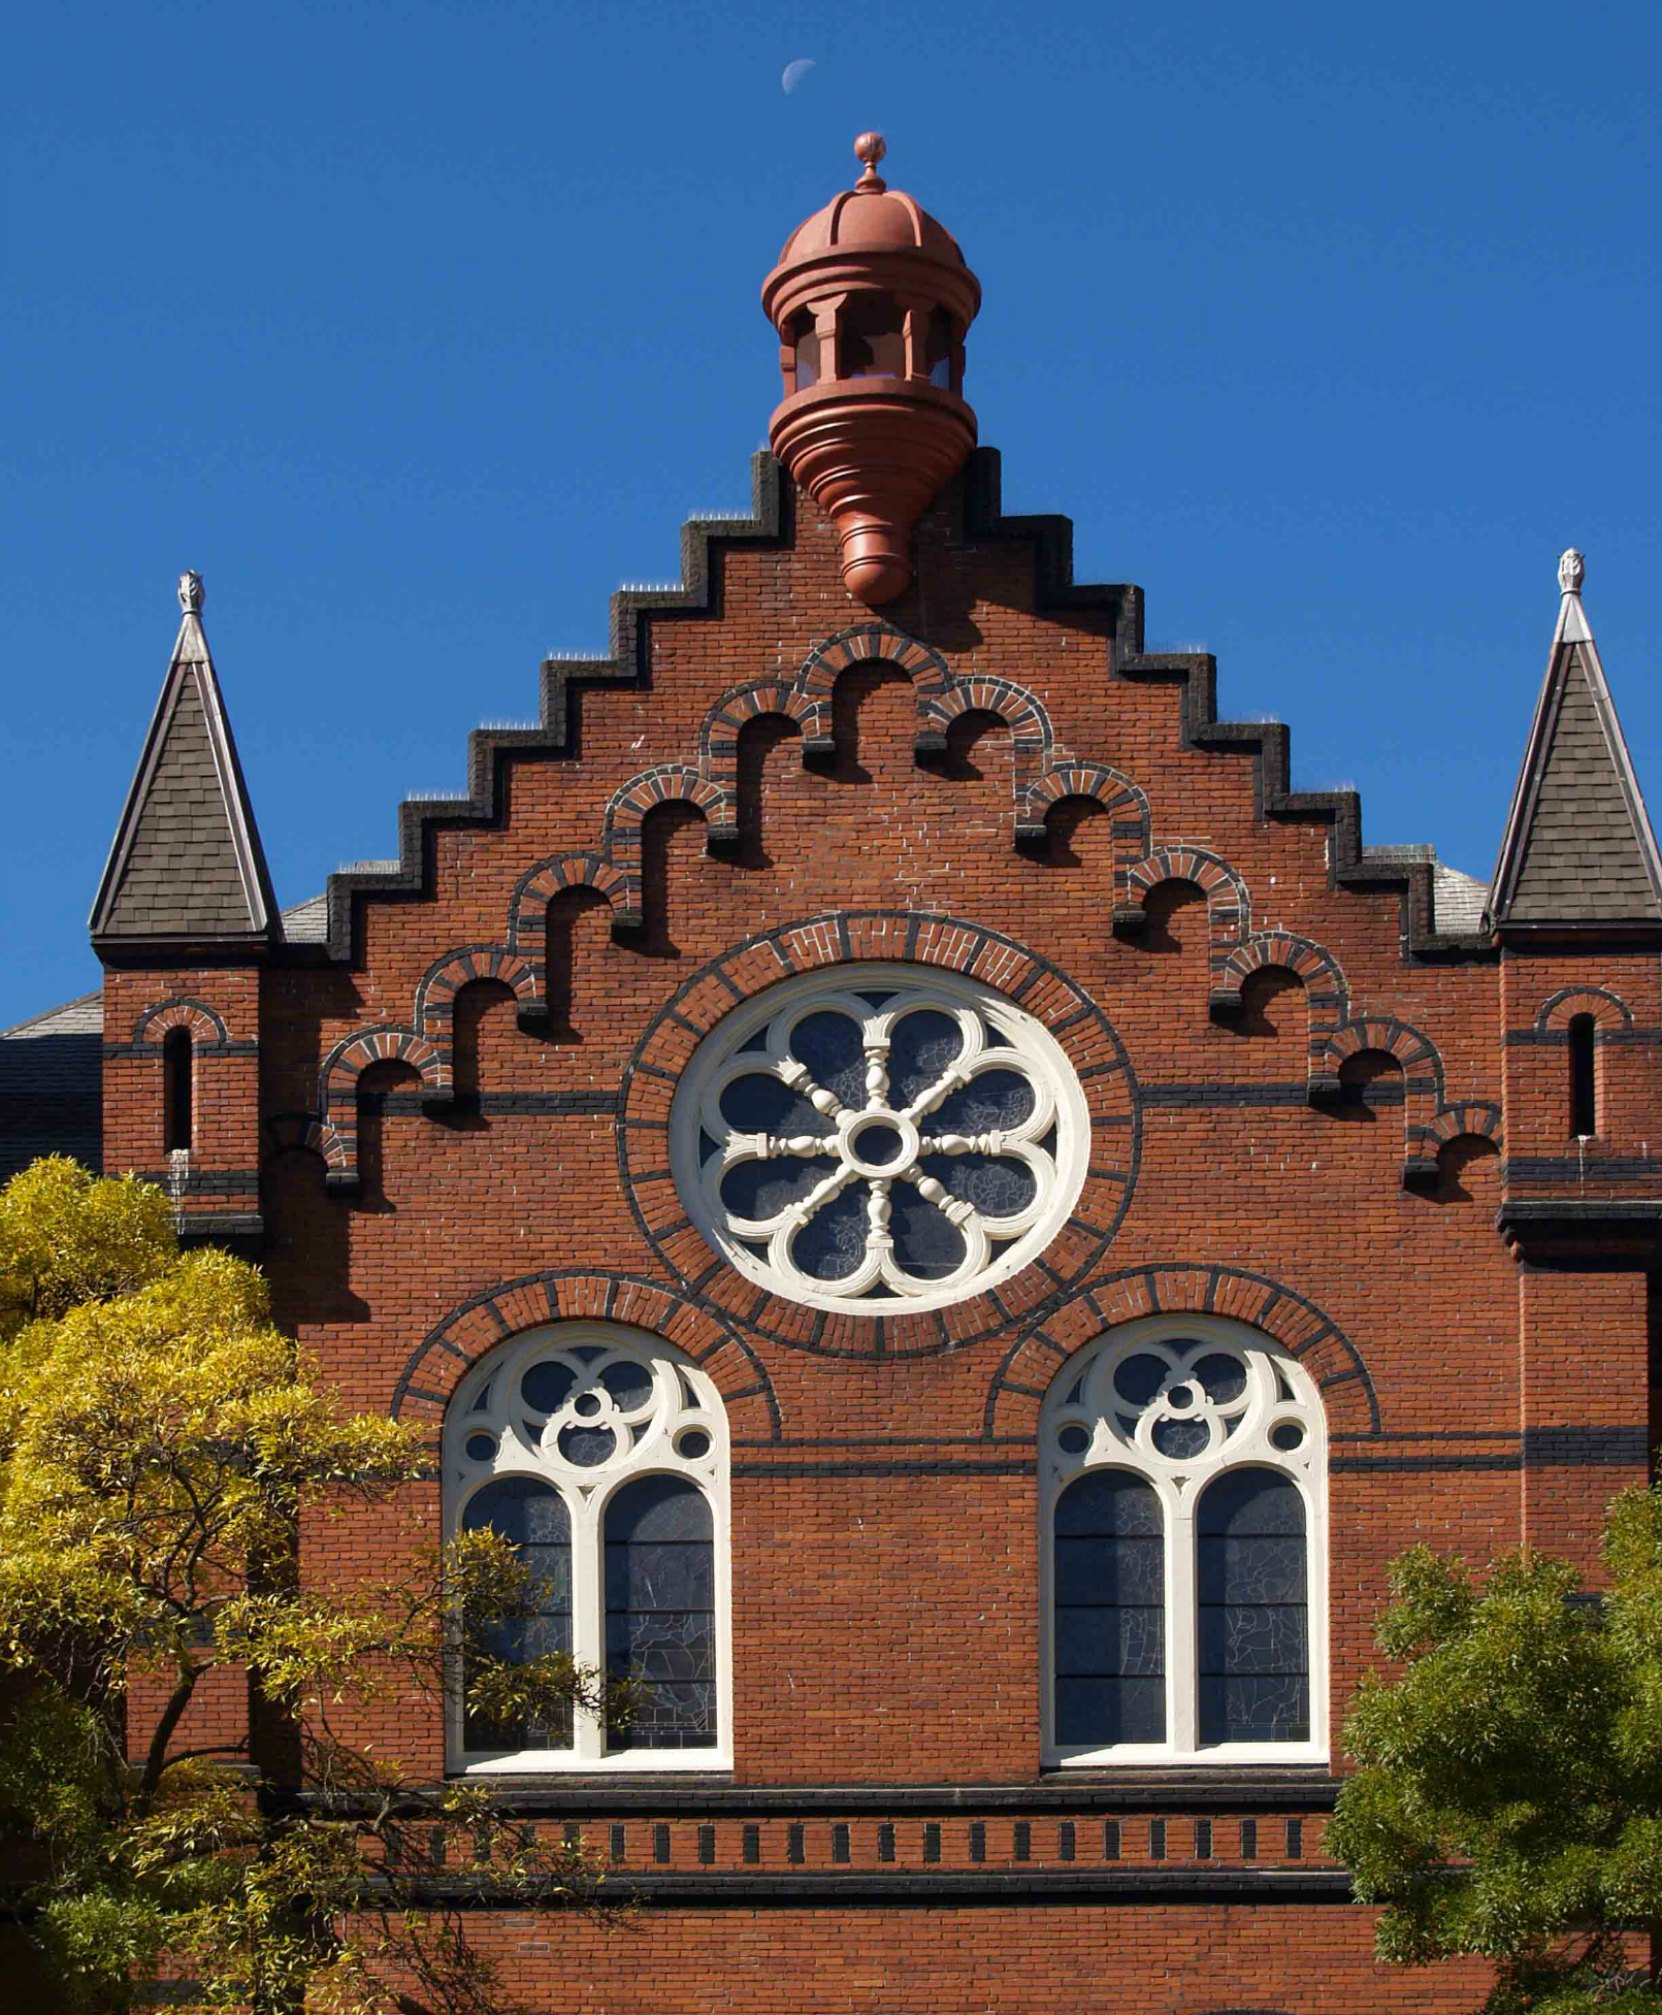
left=1053, top=1470, right=1165, bottom=1747
left=162, top=1026, right=193, bottom=1152
left=1568, top=1014, right=1597, bottom=1137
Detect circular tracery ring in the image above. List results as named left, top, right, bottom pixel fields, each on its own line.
left=672, top=964, right=1090, bottom=1314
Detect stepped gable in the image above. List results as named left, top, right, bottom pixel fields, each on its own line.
left=1490, top=549, right=1662, bottom=931
left=90, top=571, right=276, bottom=946
left=319, top=447, right=1488, bottom=970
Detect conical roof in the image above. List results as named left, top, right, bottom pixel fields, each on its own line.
left=1489, top=551, right=1662, bottom=930
left=90, top=573, right=275, bottom=944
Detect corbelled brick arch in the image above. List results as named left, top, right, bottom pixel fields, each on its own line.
left=1112, top=843, right=1251, bottom=955
left=1311, top=1013, right=1447, bottom=1184
left=985, top=1264, right=1382, bottom=1439
left=1209, top=930, right=1351, bottom=1039
left=602, top=763, right=740, bottom=927
left=795, top=622, right=954, bottom=754
left=1418, top=1100, right=1504, bottom=1158
left=414, top=945, right=542, bottom=1051
left=388, top=1267, right=780, bottom=1442
left=315, top=1025, right=447, bottom=1190
left=1013, top=760, right=1152, bottom=862
left=505, top=851, right=630, bottom=1027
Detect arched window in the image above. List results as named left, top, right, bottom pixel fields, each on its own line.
left=1567, top=1013, right=1597, bottom=1138
left=1041, top=1317, right=1327, bottom=1765
left=444, top=1323, right=729, bottom=1772
left=162, top=1025, right=193, bottom=1152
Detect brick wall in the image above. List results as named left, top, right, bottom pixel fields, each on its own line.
left=99, top=462, right=1657, bottom=2010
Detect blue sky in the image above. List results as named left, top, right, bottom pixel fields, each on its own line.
left=2, top=0, right=1658, bottom=1027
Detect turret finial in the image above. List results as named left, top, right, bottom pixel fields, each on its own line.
left=854, top=132, right=887, bottom=192
left=1557, top=548, right=1585, bottom=599
left=177, top=570, right=204, bottom=615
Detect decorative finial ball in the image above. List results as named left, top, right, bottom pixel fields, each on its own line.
left=854, top=132, right=887, bottom=172
left=177, top=570, right=204, bottom=614
left=1557, top=548, right=1585, bottom=597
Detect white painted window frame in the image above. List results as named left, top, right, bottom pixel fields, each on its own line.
left=669, top=960, right=1091, bottom=1316
left=443, top=1320, right=732, bottom=1774
left=1039, top=1313, right=1330, bottom=1768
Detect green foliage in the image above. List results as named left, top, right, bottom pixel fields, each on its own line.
left=1328, top=1490, right=1662, bottom=2012
left=0, top=1160, right=616, bottom=2013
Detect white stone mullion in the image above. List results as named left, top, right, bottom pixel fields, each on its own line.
left=568, top=1489, right=606, bottom=1762
left=1166, top=1485, right=1198, bottom=1755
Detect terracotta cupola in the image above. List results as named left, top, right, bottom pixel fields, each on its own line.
left=762, top=134, right=982, bottom=605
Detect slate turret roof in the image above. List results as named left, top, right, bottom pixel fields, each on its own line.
left=1489, top=550, right=1662, bottom=931
left=89, top=572, right=276, bottom=945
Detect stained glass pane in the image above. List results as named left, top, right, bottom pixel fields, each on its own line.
left=791, top=1185, right=868, bottom=1281
left=933, top=1068, right=1036, bottom=1134
left=1197, top=1469, right=1308, bottom=1744
left=557, top=1424, right=616, bottom=1468
left=600, top=1359, right=653, bottom=1410
left=1153, top=1415, right=1211, bottom=1459
left=888, top=1182, right=966, bottom=1280
left=1053, top=1472, right=1165, bottom=1746
left=605, top=1476, right=716, bottom=1750
left=520, top=1360, right=575, bottom=1415
left=918, top=1153, right=1037, bottom=1220
left=460, top=1478, right=571, bottom=1750
left=1193, top=1352, right=1247, bottom=1403
left=789, top=1011, right=865, bottom=1108
left=1112, top=1354, right=1167, bottom=1408
left=720, top=1154, right=834, bottom=1221
left=889, top=1009, right=964, bottom=1107
left=718, top=1072, right=826, bottom=1136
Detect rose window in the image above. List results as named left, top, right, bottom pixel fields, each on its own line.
left=671, top=963, right=1089, bottom=1314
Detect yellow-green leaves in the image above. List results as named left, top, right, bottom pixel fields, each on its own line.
left=0, top=1157, right=176, bottom=1338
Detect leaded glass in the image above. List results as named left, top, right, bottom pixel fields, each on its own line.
left=672, top=965, right=1089, bottom=1313
left=461, top=1477, right=572, bottom=1751
left=1197, top=1469, right=1309, bottom=1744
left=605, top=1476, right=716, bottom=1749
left=1053, top=1472, right=1165, bottom=1746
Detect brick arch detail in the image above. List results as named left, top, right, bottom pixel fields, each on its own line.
left=414, top=945, right=542, bottom=1048
left=985, top=1264, right=1381, bottom=1439
left=1417, top=1101, right=1504, bottom=1155
left=1535, top=984, right=1635, bottom=1032
left=130, top=996, right=235, bottom=1049
left=315, top=1025, right=448, bottom=1185
left=1209, top=931, right=1351, bottom=1036
left=388, top=1268, right=780, bottom=1442
left=1116, top=844, right=1251, bottom=952
left=602, top=763, right=739, bottom=928
left=506, top=850, right=629, bottom=971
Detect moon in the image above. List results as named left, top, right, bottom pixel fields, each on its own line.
left=781, top=57, right=817, bottom=94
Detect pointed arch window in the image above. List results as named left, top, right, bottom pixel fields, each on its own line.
left=444, top=1323, right=729, bottom=1772
left=1041, top=1317, right=1327, bottom=1765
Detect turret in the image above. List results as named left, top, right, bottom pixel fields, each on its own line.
left=762, top=134, right=982, bottom=605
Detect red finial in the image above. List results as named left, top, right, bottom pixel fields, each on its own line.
left=854, top=131, right=887, bottom=192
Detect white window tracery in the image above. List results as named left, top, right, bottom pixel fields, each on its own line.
left=1040, top=1316, right=1329, bottom=1767
left=670, top=962, right=1090, bottom=1314
left=443, top=1321, right=730, bottom=1773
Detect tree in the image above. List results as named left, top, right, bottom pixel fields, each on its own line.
left=1328, top=1486, right=1662, bottom=2013
left=0, top=1157, right=617, bottom=2014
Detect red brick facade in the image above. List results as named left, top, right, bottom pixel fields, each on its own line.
left=84, top=437, right=1662, bottom=2011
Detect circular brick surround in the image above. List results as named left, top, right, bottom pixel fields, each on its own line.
left=617, top=910, right=1141, bottom=1360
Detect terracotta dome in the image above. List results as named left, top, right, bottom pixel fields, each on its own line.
left=761, top=136, right=983, bottom=607
left=775, top=184, right=968, bottom=268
